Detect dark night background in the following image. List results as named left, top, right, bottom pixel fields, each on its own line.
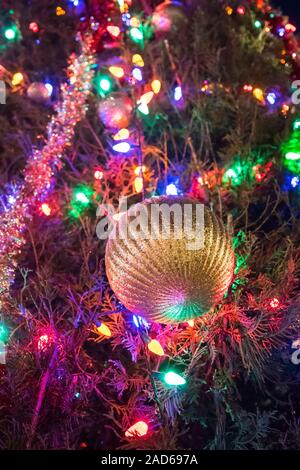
left=273, top=1, right=300, bottom=27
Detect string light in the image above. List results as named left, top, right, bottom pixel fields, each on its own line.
left=112, top=142, right=131, bottom=153
left=253, top=87, right=264, bottom=102
left=134, top=176, right=143, bottom=193
left=0, top=324, right=8, bottom=342
left=174, top=86, right=183, bottom=101
left=40, top=203, right=52, bottom=216
left=139, top=91, right=154, bottom=105
left=96, top=323, right=112, bottom=337
left=129, top=27, right=143, bottom=43
left=132, top=68, right=143, bottom=81
left=4, top=27, right=17, bottom=40
left=163, top=371, right=186, bottom=386
left=151, top=79, right=161, bottom=94
left=95, top=75, right=113, bottom=94
left=269, top=297, right=282, bottom=310
left=56, top=6, right=66, bottom=16
left=166, top=183, right=178, bottom=196
left=109, top=66, right=125, bottom=78
left=125, top=421, right=148, bottom=438
left=11, top=72, right=24, bottom=86
left=132, top=54, right=144, bottom=67
left=148, top=339, right=164, bottom=356
left=137, top=102, right=149, bottom=115
left=113, top=128, right=130, bottom=140
left=237, top=6, right=245, bottom=15
left=107, top=25, right=121, bottom=38
left=94, top=169, right=104, bottom=180
left=29, top=22, right=39, bottom=33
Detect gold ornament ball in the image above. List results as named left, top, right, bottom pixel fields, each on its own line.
left=105, top=196, right=235, bottom=324
left=151, top=1, right=188, bottom=36
left=98, top=92, right=133, bottom=130
left=27, top=82, right=51, bottom=104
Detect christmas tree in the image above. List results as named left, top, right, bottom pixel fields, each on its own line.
left=1, top=0, right=300, bottom=451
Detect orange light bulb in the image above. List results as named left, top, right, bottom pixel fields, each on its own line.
left=148, top=339, right=164, bottom=356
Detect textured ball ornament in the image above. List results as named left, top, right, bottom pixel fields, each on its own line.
left=105, top=196, right=235, bottom=324
left=151, top=1, right=188, bottom=37
left=27, top=82, right=51, bottom=104
left=98, top=92, right=133, bottom=130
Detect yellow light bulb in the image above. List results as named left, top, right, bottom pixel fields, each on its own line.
left=130, top=17, right=140, bottom=28
left=225, top=6, right=233, bottom=15
left=132, top=54, right=144, bottom=67
left=187, top=320, right=194, bottom=327
left=253, top=88, right=264, bottom=102
left=12, top=72, right=24, bottom=86
left=109, top=66, right=125, bottom=78
left=151, top=79, right=161, bottom=94
left=97, top=323, right=111, bottom=337
left=113, top=128, right=130, bottom=141
left=134, top=176, right=143, bottom=193
left=148, top=339, right=164, bottom=356
left=56, top=6, right=66, bottom=16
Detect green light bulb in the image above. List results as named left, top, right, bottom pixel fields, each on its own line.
left=164, top=371, right=186, bottom=386
left=130, top=27, right=143, bottom=43
left=4, top=27, right=16, bottom=40
left=0, top=324, right=8, bottom=342
left=293, top=119, right=300, bottom=130
left=254, top=20, right=262, bottom=29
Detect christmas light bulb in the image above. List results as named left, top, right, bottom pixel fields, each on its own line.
left=269, top=297, right=281, bottom=310
left=187, top=319, right=194, bottom=327
left=164, top=371, right=186, bottom=386
left=137, top=102, right=149, bottom=115
left=134, top=176, right=143, bottom=193
left=148, top=339, right=164, bottom=357
left=96, top=75, right=113, bottom=94
left=130, top=27, right=143, bottom=43
left=166, top=183, right=178, bottom=196
left=37, top=334, right=51, bottom=352
left=56, top=6, right=66, bottom=16
left=285, top=152, right=300, bottom=161
left=29, top=22, right=39, bottom=33
left=253, top=88, right=264, bottom=102
left=107, top=25, right=121, bottom=38
left=109, top=66, right=125, bottom=78
left=125, top=421, right=148, bottom=438
left=132, top=68, right=143, bottom=81
left=225, top=6, right=233, bottom=15
left=96, top=323, right=112, bottom=337
left=254, top=20, right=262, bottom=28
left=0, top=324, right=8, bottom=342
left=130, top=17, right=140, bottom=28
left=75, top=191, right=89, bottom=204
left=11, top=72, right=24, bottom=86
left=113, top=128, right=130, bottom=140
left=151, top=79, right=161, bottom=94
left=112, top=142, right=131, bottom=153
left=291, top=176, right=300, bottom=188
left=45, top=83, right=53, bottom=96
left=132, top=54, right=144, bottom=67
left=293, top=119, right=300, bottom=130
left=4, top=27, right=16, bottom=40
left=237, top=6, right=245, bottom=15
left=140, top=91, right=154, bottom=105
left=40, top=203, right=51, bottom=216
left=94, top=169, right=104, bottom=180
left=174, top=86, right=182, bottom=101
